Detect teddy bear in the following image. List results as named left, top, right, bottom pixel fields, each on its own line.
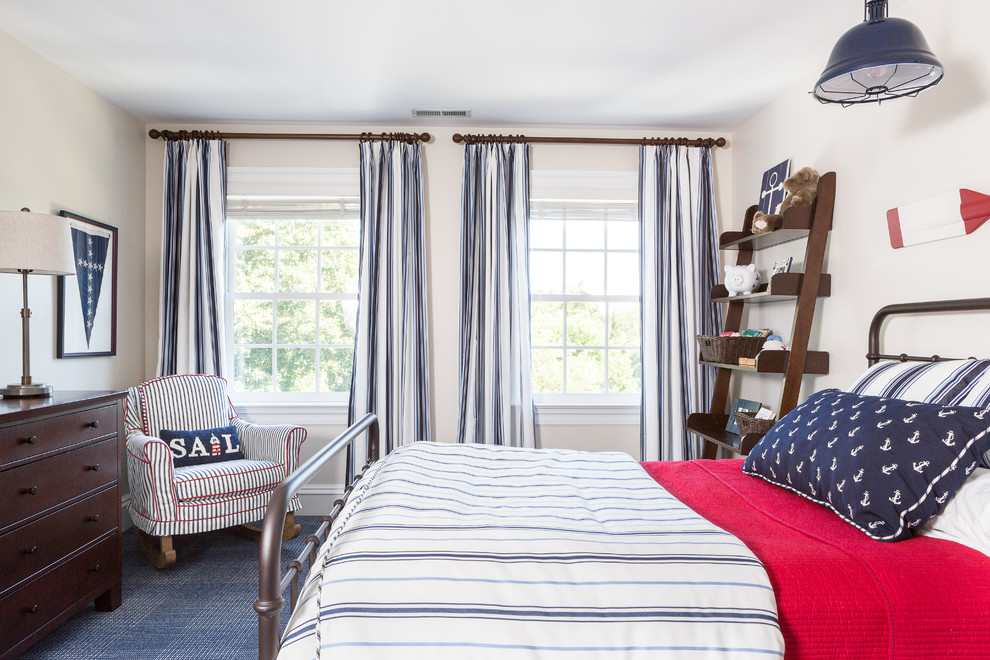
left=751, top=167, right=820, bottom=234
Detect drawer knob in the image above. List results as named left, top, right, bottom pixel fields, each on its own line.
left=87, top=514, right=101, bottom=523
left=87, top=464, right=100, bottom=472
left=24, top=545, right=39, bottom=555
left=88, top=420, right=100, bottom=429
left=89, top=564, right=101, bottom=573
left=26, top=605, right=39, bottom=614
left=22, top=486, right=38, bottom=496
left=19, top=435, right=38, bottom=445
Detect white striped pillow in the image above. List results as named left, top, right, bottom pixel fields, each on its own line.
left=849, top=359, right=990, bottom=467
left=847, top=359, right=990, bottom=406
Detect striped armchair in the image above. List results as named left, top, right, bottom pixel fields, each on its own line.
left=125, top=374, right=306, bottom=568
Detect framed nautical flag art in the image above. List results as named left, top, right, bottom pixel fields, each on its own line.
left=57, top=211, right=118, bottom=358
left=757, top=159, right=790, bottom=215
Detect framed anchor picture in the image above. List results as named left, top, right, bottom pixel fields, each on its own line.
left=56, top=210, right=118, bottom=358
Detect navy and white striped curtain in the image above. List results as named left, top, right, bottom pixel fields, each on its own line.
left=348, top=140, right=430, bottom=479
left=457, top=143, right=535, bottom=447
left=640, top=145, right=721, bottom=462
left=157, top=139, right=228, bottom=377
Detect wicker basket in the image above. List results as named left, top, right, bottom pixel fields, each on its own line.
left=734, top=412, right=776, bottom=436
left=696, top=335, right=766, bottom=364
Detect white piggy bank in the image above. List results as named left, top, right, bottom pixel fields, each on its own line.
left=724, top=264, right=761, bottom=296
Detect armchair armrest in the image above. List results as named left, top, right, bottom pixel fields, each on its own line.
left=231, top=418, right=306, bottom=475
left=125, top=431, right=179, bottom=524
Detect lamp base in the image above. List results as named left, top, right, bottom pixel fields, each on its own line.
left=0, top=382, right=53, bottom=398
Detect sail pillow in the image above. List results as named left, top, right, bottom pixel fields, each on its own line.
left=743, top=389, right=990, bottom=541
left=159, top=425, right=244, bottom=468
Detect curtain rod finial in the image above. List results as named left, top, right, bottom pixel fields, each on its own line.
left=452, top=133, right=465, bottom=144
left=148, top=129, right=162, bottom=140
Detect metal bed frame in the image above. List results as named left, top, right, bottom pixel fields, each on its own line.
left=254, top=413, right=379, bottom=660
left=866, top=296, right=990, bottom=365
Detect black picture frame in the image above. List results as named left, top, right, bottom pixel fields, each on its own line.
left=57, top=210, right=118, bottom=358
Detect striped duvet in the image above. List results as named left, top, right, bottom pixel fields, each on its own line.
left=278, top=442, right=784, bottom=659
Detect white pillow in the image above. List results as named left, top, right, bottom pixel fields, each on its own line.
left=917, top=468, right=990, bottom=558
left=848, top=359, right=990, bottom=406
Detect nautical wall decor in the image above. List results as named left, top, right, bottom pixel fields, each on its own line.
left=887, top=189, right=990, bottom=249
left=757, top=159, right=791, bottom=216
left=57, top=210, right=118, bottom=357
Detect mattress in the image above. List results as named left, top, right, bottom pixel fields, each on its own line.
left=642, top=459, right=990, bottom=659
left=278, top=443, right=784, bottom=659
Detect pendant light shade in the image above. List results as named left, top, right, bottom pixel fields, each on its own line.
left=813, top=0, right=943, bottom=105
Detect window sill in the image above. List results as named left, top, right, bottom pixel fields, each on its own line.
left=535, top=401, right=640, bottom=426
left=233, top=400, right=349, bottom=427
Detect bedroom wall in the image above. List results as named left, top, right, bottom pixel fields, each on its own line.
left=726, top=0, right=990, bottom=412
left=145, top=124, right=732, bottom=491
left=0, top=30, right=146, bottom=394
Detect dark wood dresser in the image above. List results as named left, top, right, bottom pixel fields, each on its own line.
left=0, top=391, right=126, bottom=659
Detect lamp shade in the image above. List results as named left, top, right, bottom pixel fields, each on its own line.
left=813, top=1, right=943, bottom=105
left=0, top=210, right=75, bottom=276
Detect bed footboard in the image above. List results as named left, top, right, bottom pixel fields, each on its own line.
left=255, top=413, right=379, bottom=660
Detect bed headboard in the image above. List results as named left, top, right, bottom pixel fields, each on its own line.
left=867, top=297, right=990, bottom=366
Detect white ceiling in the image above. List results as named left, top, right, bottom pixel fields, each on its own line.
left=0, top=0, right=882, bottom=130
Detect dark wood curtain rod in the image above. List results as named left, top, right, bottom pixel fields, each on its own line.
left=147, top=129, right=431, bottom=144
left=452, top=133, right=726, bottom=148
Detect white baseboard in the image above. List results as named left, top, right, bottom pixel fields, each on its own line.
left=118, top=485, right=345, bottom=533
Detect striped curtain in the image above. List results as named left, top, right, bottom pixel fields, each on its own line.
left=347, top=140, right=430, bottom=479
left=157, top=139, right=228, bottom=377
left=640, top=145, right=721, bottom=462
left=456, top=143, right=535, bottom=447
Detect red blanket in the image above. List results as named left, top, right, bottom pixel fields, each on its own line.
left=641, top=459, right=990, bottom=659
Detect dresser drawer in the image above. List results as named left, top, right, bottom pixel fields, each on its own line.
left=0, top=438, right=117, bottom=532
left=0, top=536, right=118, bottom=654
left=0, top=404, right=117, bottom=468
left=0, top=487, right=118, bottom=596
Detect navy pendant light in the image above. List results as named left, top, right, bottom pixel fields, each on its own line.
left=813, top=0, right=943, bottom=105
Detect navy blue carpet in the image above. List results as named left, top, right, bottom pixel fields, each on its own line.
left=19, top=517, right=319, bottom=660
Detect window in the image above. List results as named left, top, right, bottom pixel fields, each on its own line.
left=225, top=168, right=360, bottom=398
left=529, top=174, right=641, bottom=401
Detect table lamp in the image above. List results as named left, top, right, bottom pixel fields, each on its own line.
left=0, top=209, right=75, bottom=397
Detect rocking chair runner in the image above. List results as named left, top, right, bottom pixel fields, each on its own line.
left=124, top=374, right=306, bottom=568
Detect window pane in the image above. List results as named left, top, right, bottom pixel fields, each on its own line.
left=567, top=349, right=605, bottom=393
left=566, top=302, right=606, bottom=346
left=566, top=220, right=605, bottom=249
left=320, top=348, right=353, bottom=393
left=279, top=219, right=318, bottom=246
left=236, top=220, right=275, bottom=246
left=236, top=249, right=275, bottom=293
left=608, top=349, right=642, bottom=393
left=532, top=349, right=564, bottom=393
left=276, top=300, right=316, bottom=344
left=607, top=252, right=640, bottom=296
left=320, top=300, right=356, bottom=345
left=322, top=219, right=360, bottom=247
left=565, top=252, right=604, bottom=295
left=607, top=221, right=638, bottom=250
left=277, top=347, right=316, bottom=392
left=232, top=300, right=273, bottom=344
left=530, top=302, right=563, bottom=346
left=609, top=302, right=640, bottom=347
left=233, top=347, right=272, bottom=392
left=530, top=220, right=563, bottom=249
left=278, top=249, right=318, bottom=293
left=321, top=249, right=360, bottom=293
left=530, top=251, right=563, bottom=295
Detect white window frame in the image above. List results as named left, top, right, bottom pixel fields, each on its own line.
left=224, top=167, right=359, bottom=410
left=529, top=171, right=641, bottom=424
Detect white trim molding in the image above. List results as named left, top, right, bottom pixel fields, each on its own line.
left=234, top=401, right=350, bottom=427
left=535, top=402, right=640, bottom=426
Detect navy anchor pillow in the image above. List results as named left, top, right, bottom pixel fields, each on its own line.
left=743, top=389, right=990, bottom=541
left=159, top=425, right=244, bottom=468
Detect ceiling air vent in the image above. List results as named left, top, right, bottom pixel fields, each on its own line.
left=411, top=109, right=471, bottom=118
